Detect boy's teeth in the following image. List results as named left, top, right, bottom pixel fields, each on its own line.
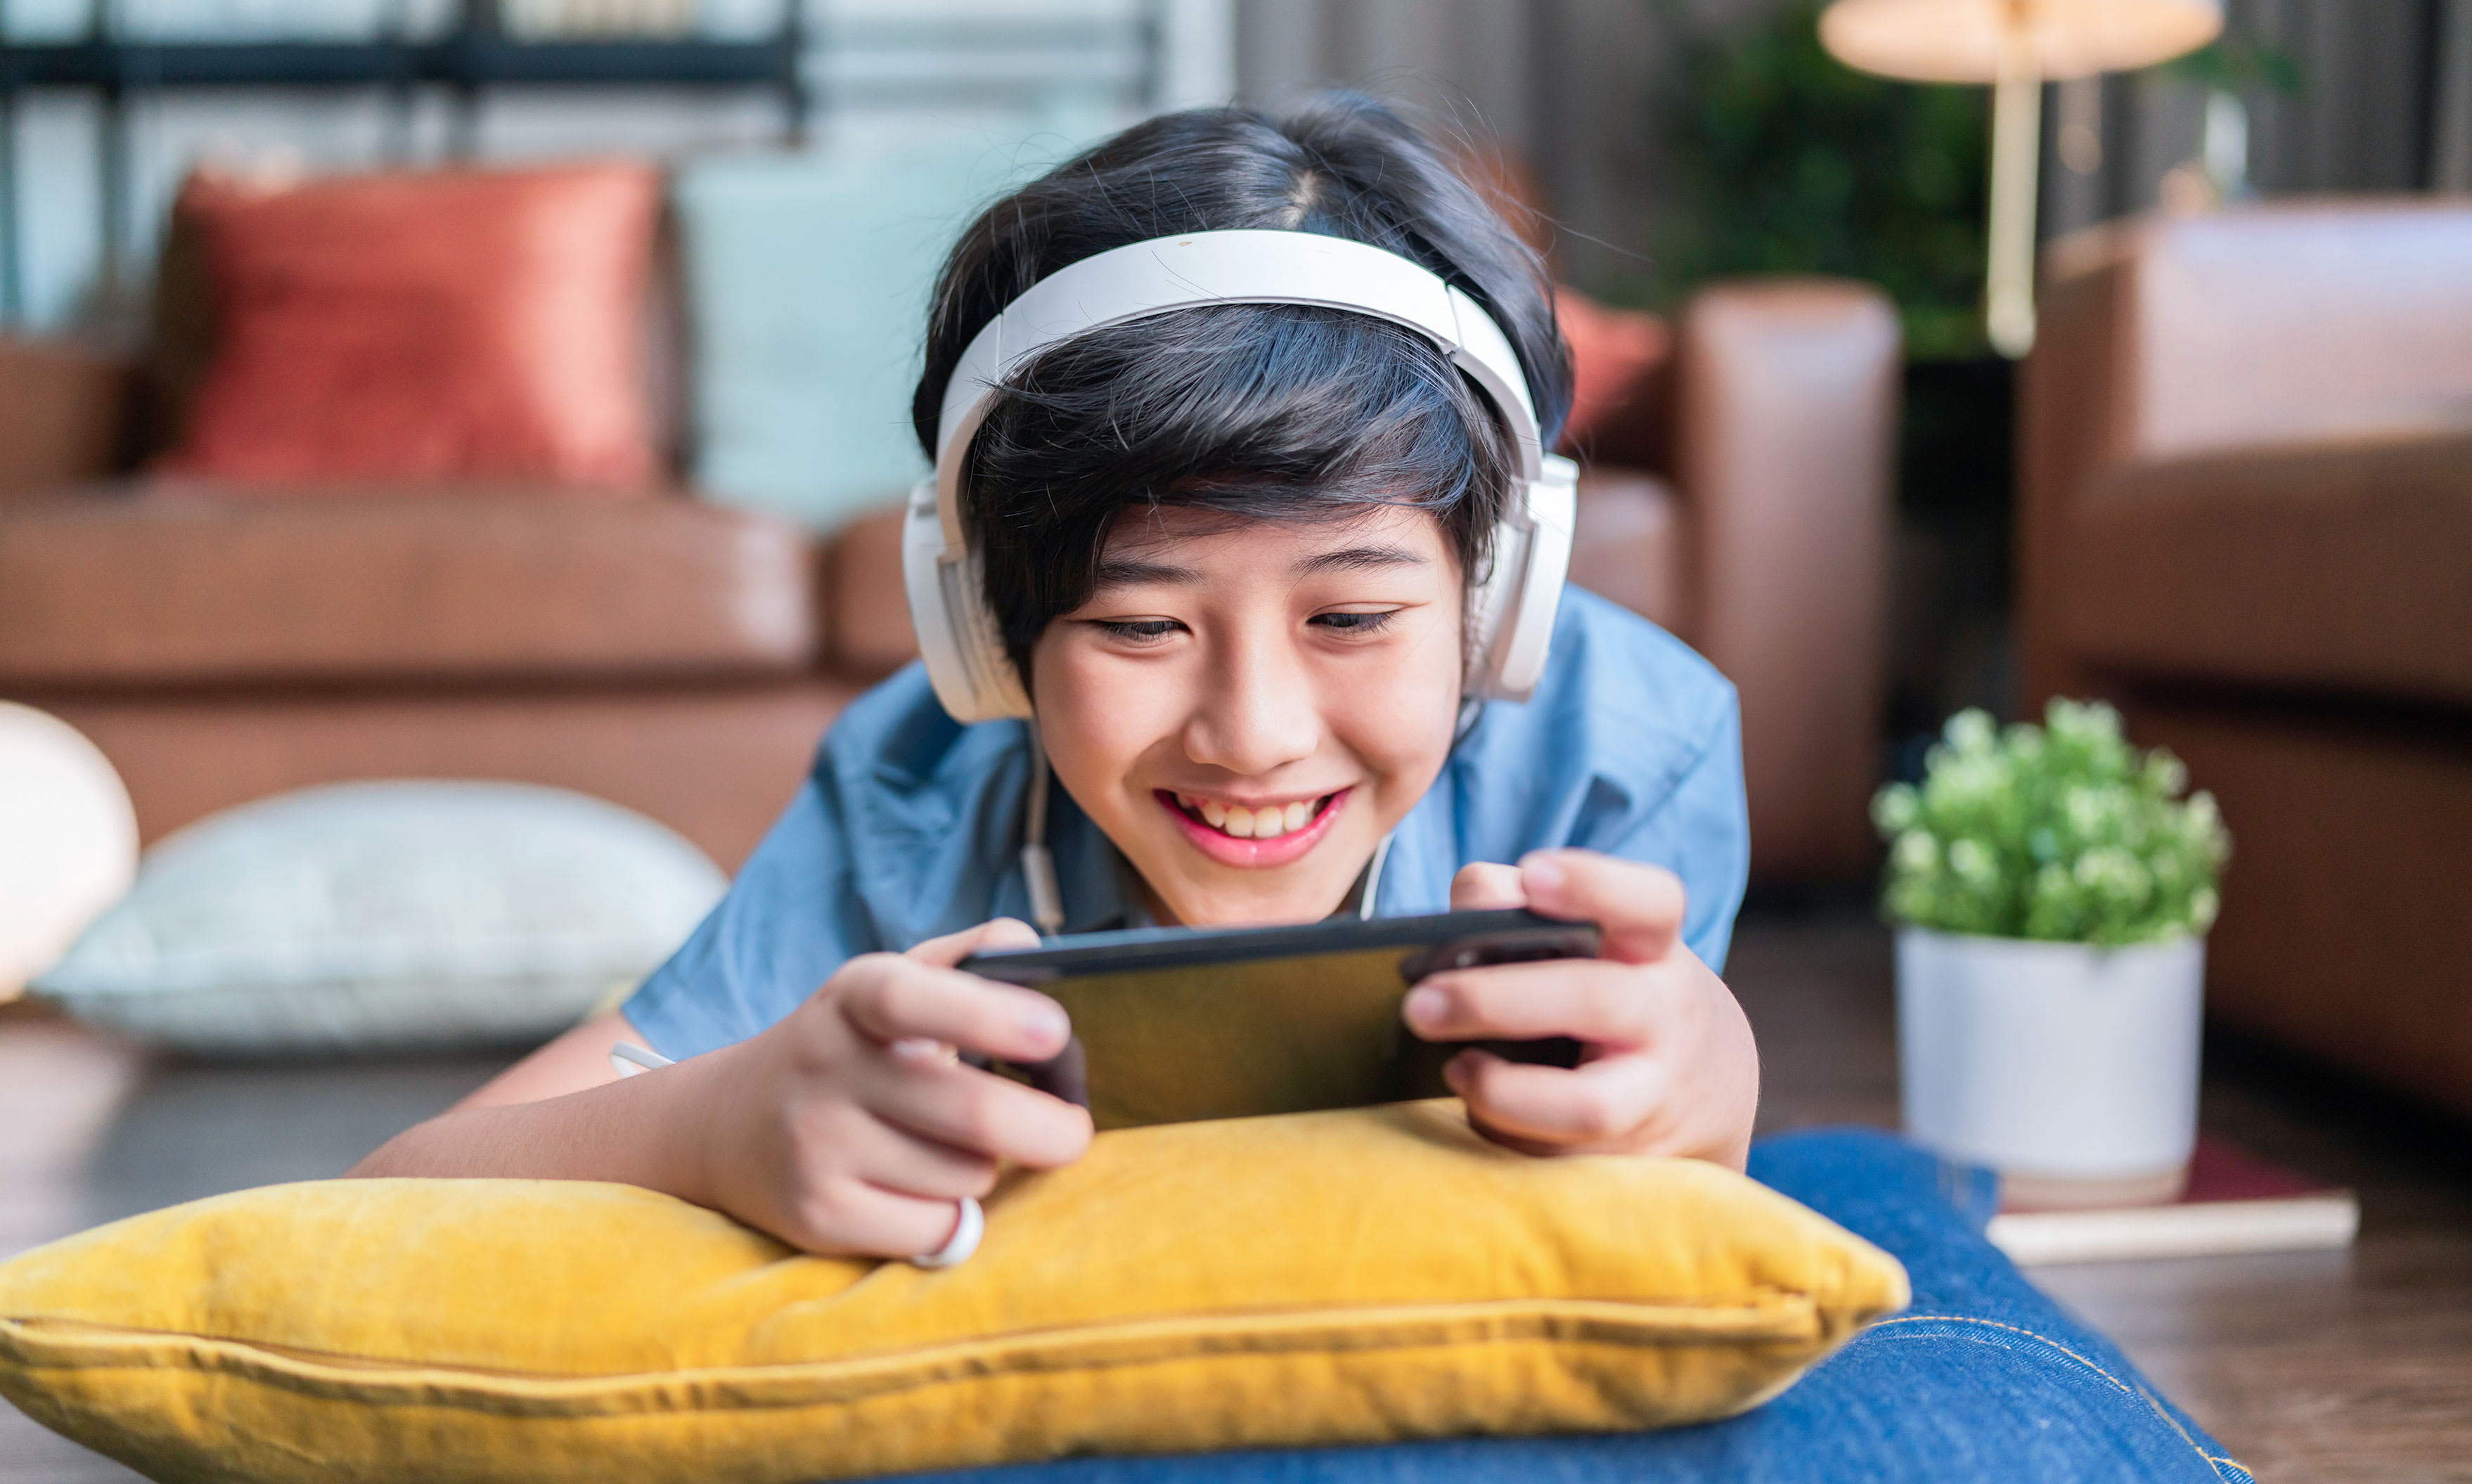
left=1182, top=793, right=1326, bottom=840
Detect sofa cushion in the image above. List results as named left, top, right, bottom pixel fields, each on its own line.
left=673, top=130, right=1097, bottom=529
left=153, top=162, right=662, bottom=491
left=0, top=492, right=818, bottom=687
left=2059, top=430, right=2472, bottom=708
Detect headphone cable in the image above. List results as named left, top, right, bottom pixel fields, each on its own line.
left=1020, top=724, right=1068, bottom=936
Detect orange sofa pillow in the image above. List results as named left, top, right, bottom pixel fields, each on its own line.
left=156, top=162, right=662, bottom=491
left=1556, top=288, right=1670, bottom=460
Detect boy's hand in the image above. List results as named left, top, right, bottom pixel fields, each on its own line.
left=679, top=917, right=1093, bottom=1258
left=1408, top=850, right=1758, bottom=1169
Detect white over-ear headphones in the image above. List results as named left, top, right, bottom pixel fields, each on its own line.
left=903, top=228, right=1578, bottom=725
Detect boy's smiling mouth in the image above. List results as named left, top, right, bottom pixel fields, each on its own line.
left=1155, top=787, right=1349, bottom=867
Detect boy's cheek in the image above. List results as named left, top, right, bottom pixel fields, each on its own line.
left=1323, top=630, right=1461, bottom=760
left=1029, top=659, right=1171, bottom=794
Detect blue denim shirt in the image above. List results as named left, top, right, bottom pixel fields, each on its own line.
left=625, top=588, right=1749, bottom=1061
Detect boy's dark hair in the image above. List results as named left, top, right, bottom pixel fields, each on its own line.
left=911, top=94, right=1571, bottom=683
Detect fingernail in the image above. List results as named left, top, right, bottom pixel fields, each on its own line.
left=1403, top=986, right=1445, bottom=1030
left=1019, top=998, right=1069, bottom=1044
left=1522, top=853, right=1566, bottom=893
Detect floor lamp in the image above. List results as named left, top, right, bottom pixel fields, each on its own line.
left=1817, top=0, right=2222, bottom=357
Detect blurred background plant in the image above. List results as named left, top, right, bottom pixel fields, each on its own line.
left=1873, top=700, right=2231, bottom=945
left=1637, top=0, right=1989, bottom=359
left=2153, top=34, right=2307, bottom=212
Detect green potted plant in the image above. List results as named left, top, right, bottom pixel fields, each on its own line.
left=1874, top=701, right=2232, bottom=1206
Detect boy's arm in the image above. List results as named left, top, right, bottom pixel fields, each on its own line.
left=347, top=1027, right=714, bottom=1188
left=453, top=1011, right=643, bottom=1111
left=347, top=922, right=1095, bottom=1256
left=343, top=1012, right=692, bottom=1187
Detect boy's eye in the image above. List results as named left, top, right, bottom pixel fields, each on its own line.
left=1310, top=609, right=1398, bottom=635
left=1095, top=619, right=1183, bottom=643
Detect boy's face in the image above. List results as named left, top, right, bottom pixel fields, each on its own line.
left=1030, top=503, right=1466, bottom=927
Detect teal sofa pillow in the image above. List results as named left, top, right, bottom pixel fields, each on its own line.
left=673, top=121, right=1106, bottom=530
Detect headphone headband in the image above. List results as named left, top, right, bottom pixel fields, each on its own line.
left=908, top=228, right=1575, bottom=723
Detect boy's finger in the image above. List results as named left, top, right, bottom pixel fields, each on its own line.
left=906, top=917, right=1043, bottom=969
left=1403, top=956, right=1667, bottom=1048
left=1446, top=1048, right=1670, bottom=1149
left=839, top=957, right=1070, bottom=1063
left=1518, top=850, right=1685, bottom=964
left=870, top=1058, right=1095, bottom=1170
left=784, top=1173, right=982, bottom=1260
left=842, top=1114, right=1000, bottom=1202
left=1449, top=861, right=1527, bottom=912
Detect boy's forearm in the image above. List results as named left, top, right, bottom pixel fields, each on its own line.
left=347, top=1063, right=712, bottom=1204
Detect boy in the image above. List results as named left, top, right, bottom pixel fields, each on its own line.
left=354, top=96, right=1762, bottom=1260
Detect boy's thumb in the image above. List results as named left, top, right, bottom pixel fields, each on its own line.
left=910, top=917, right=1043, bottom=969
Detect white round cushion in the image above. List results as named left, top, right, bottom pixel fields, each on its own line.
left=34, top=781, right=727, bottom=1057
left=0, top=703, right=139, bottom=998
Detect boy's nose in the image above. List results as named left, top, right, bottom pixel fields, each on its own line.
left=1178, top=635, right=1321, bottom=778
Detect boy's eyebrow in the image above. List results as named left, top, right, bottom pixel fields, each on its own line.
left=1088, top=544, right=1427, bottom=590
left=1090, top=557, right=1203, bottom=590
left=1292, top=544, right=1429, bottom=576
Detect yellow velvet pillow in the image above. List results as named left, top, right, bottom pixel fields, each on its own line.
left=0, top=1103, right=1906, bottom=1483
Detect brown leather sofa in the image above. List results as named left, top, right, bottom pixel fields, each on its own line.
left=0, top=279, right=1895, bottom=882
left=2020, top=200, right=2472, bottom=1116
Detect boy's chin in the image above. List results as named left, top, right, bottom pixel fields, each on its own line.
left=1142, top=851, right=1371, bottom=929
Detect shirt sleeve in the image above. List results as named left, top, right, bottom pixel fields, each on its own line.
left=1566, top=692, right=1751, bottom=975
left=620, top=768, right=883, bottom=1062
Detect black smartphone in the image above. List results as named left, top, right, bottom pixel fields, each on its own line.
left=958, top=908, right=1599, bottom=1130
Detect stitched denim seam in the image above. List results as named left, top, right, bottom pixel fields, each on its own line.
left=1870, top=1315, right=2243, bottom=1482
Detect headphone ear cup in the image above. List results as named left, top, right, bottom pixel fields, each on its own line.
left=902, top=479, right=1033, bottom=723
left=1471, top=454, right=1578, bottom=703
left=1465, top=515, right=1524, bottom=692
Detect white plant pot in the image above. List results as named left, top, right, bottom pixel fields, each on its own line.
left=1898, top=927, right=2205, bottom=1195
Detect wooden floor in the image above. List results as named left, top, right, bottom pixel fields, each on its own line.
left=4, top=910, right=2470, bottom=1481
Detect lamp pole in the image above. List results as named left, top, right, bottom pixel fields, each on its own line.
left=1985, top=10, right=2043, bottom=357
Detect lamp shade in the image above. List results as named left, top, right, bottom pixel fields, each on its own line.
left=0, top=703, right=138, bottom=998
left=1820, top=0, right=2222, bottom=83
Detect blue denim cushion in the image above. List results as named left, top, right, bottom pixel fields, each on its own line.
left=892, top=1128, right=2251, bottom=1484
